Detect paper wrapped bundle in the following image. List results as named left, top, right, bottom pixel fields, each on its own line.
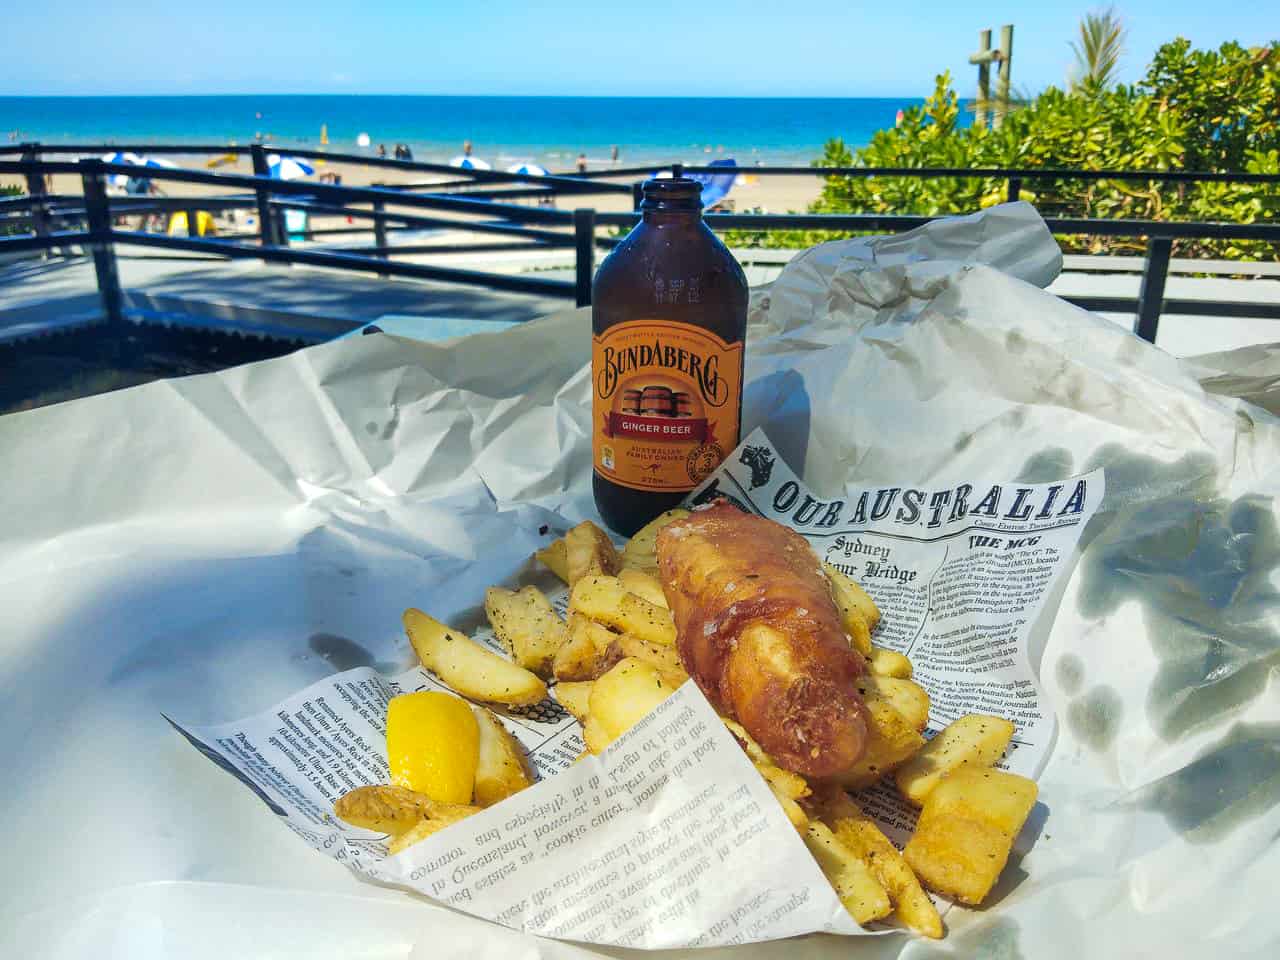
left=2, top=204, right=1277, bottom=958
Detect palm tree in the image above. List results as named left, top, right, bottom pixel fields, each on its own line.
left=1070, top=7, right=1127, bottom=93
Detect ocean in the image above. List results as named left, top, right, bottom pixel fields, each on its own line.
left=0, top=95, right=971, bottom=170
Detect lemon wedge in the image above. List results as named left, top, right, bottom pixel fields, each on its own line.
left=386, top=691, right=479, bottom=804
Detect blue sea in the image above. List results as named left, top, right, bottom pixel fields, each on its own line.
left=0, top=95, right=971, bottom=170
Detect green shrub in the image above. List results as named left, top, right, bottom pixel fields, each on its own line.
left=726, top=39, right=1279, bottom=259
left=1, top=183, right=22, bottom=237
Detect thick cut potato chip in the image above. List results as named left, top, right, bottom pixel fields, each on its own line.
left=387, top=817, right=447, bottom=854
left=582, top=712, right=611, bottom=755
left=552, top=613, right=617, bottom=681
left=865, top=646, right=912, bottom=679
left=903, top=767, right=1037, bottom=905
left=473, top=706, right=535, bottom=807
left=404, top=609, right=548, bottom=706
left=552, top=680, right=594, bottom=724
left=860, top=674, right=930, bottom=732
left=894, top=714, right=1015, bottom=806
left=810, top=786, right=943, bottom=939
left=829, top=691, right=926, bottom=790
left=824, top=563, right=875, bottom=632
left=721, top=718, right=809, bottom=800
left=535, top=539, right=569, bottom=583
left=570, top=575, right=677, bottom=647
left=924, top=766, right=1039, bottom=836
left=618, top=568, right=669, bottom=608
left=721, top=717, right=809, bottom=829
left=769, top=780, right=810, bottom=830
left=620, top=508, right=691, bottom=575
left=565, top=521, right=622, bottom=585
left=615, top=632, right=688, bottom=688
left=386, top=802, right=483, bottom=855
left=804, top=821, right=892, bottom=925
left=484, top=585, right=564, bottom=677
left=587, top=657, right=675, bottom=749
left=842, top=609, right=873, bottom=656
left=334, top=784, right=435, bottom=837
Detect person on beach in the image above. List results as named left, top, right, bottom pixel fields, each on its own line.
left=611, top=145, right=619, bottom=165
left=463, top=140, right=473, bottom=157
left=377, top=144, right=387, bottom=158
left=576, top=152, right=588, bottom=174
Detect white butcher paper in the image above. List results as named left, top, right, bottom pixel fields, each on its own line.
left=2, top=202, right=1278, bottom=959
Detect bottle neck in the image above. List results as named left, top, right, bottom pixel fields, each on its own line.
left=640, top=207, right=701, bottom=225
left=639, top=177, right=703, bottom=223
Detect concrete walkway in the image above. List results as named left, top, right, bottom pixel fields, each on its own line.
left=3, top=246, right=1278, bottom=357
left=0, top=252, right=571, bottom=345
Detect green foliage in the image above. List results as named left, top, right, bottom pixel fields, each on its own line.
left=1071, top=6, right=1127, bottom=94
left=1, top=183, right=22, bottom=237
left=725, top=40, right=1280, bottom=260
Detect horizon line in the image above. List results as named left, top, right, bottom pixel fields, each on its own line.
left=0, top=91, right=947, bottom=100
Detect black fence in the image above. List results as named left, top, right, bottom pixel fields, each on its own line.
left=2, top=143, right=1279, bottom=353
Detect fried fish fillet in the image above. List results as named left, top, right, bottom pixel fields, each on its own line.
left=656, top=503, right=867, bottom=777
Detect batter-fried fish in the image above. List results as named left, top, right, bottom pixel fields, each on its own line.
left=657, top=503, right=867, bottom=777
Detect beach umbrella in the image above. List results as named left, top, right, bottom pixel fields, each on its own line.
left=124, top=155, right=178, bottom=196
left=98, top=152, right=175, bottom=188
left=647, top=160, right=739, bottom=209
left=450, top=155, right=492, bottom=171
left=100, top=151, right=143, bottom=187
left=691, top=158, right=738, bottom=209
left=267, top=154, right=315, bottom=180
left=506, top=162, right=548, bottom=178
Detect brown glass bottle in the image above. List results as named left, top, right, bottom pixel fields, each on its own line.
left=591, top=178, right=749, bottom=535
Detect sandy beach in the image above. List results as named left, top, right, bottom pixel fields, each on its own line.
left=23, top=152, right=823, bottom=222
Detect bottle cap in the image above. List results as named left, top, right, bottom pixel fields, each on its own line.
left=641, top=177, right=703, bottom=210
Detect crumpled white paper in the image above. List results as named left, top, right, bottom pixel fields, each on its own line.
left=2, top=202, right=1277, bottom=959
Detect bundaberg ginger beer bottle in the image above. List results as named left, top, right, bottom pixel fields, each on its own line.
left=591, top=177, right=749, bottom=535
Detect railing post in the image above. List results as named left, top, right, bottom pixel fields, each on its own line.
left=276, top=204, right=292, bottom=249
left=185, top=207, right=200, bottom=238
left=632, top=181, right=643, bottom=211
left=250, top=144, right=277, bottom=252
left=574, top=208, right=596, bottom=308
left=80, top=159, right=126, bottom=345
left=1006, top=177, right=1022, bottom=202
left=672, top=163, right=684, bottom=179
left=1135, top=236, right=1172, bottom=344
left=22, top=142, right=53, bottom=256
left=372, top=197, right=389, bottom=278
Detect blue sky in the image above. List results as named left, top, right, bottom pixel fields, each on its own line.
left=2, top=1, right=1274, bottom=97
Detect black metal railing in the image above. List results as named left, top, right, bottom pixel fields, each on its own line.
left=2, top=142, right=1278, bottom=353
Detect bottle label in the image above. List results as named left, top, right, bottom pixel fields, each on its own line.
left=592, top=319, right=743, bottom=492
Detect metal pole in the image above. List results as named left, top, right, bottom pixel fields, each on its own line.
left=1135, top=236, right=1172, bottom=344
left=574, top=208, right=596, bottom=307
left=974, top=30, right=991, bottom=129
left=632, top=181, right=643, bottom=211
left=372, top=198, right=389, bottom=278
left=672, top=163, right=684, bottom=179
left=250, top=144, right=276, bottom=251
left=995, top=24, right=1014, bottom=129
left=276, top=204, right=292, bottom=248
left=22, top=143, right=54, bottom=256
left=79, top=159, right=126, bottom=343
left=186, top=207, right=200, bottom=237
left=1006, top=177, right=1022, bottom=202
